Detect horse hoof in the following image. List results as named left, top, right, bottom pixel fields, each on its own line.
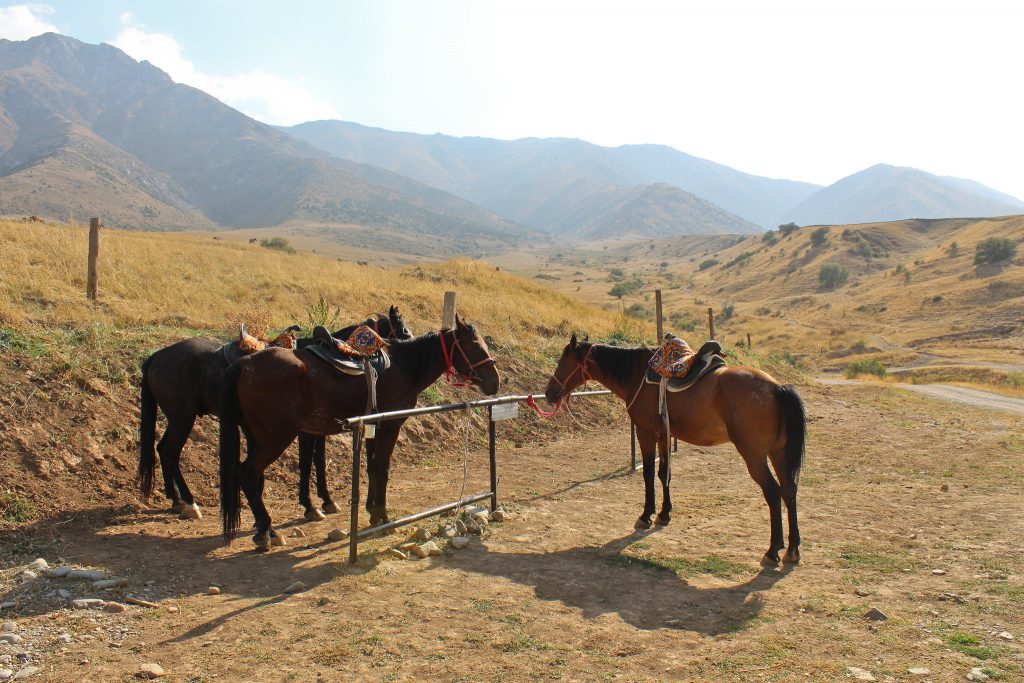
left=180, top=503, right=202, bottom=520
left=322, top=501, right=342, bottom=514
left=654, top=514, right=671, bottom=526
left=270, top=532, right=287, bottom=547
left=783, top=549, right=801, bottom=565
left=634, top=517, right=653, bottom=530
left=760, top=553, right=781, bottom=567
left=170, top=501, right=187, bottom=514
left=253, top=534, right=271, bottom=551
left=304, top=508, right=326, bottom=522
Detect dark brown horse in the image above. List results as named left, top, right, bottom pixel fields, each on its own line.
left=544, top=335, right=805, bottom=566
left=138, top=308, right=410, bottom=519
left=220, top=317, right=500, bottom=550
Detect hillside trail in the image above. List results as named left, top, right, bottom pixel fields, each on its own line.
left=5, top=383, right=1024, bottom=681
left=818, top=376, right=1024, bottom=415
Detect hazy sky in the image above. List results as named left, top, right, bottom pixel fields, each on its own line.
left=2, top=1, right=1022, bottom=198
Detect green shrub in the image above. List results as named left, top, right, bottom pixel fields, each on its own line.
left=623, top=303, right=649, bottom=319
left=0, top=491, right=33, bottom=524
left=975, top=236, right=1017, bottom=265
left=761, top=231, right=778, bottom=245
left=818, top=263, right=849, bottom=289
left=719, top=302, right=735, bottom=321
left=260, top=237, right=296, bottom=254
left=778, top=222, right=799, bottom=237
left=724, top=252, right=754, bottom=269
left=810, top=227, right=829, bottom=247
left=948, top=241, right=959, bottom=257
left=699, top=258, right=719, bottom=271
left=608, top=279, right=641, bottom=299
left=846, top=359, right=886, bottom=378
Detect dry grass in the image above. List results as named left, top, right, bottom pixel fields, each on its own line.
left=0, top=219, right=646, bottom=365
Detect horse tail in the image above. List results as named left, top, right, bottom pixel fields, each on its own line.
left=775, top=384, right=806, bottom=484
left=138, top=354, right=158, bottom=498
left=219, top=360, right=244, bottom=541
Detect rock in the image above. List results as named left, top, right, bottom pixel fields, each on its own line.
left=290, top=528, right=305, bottom=538
left=413, top=527, right=432, bottom=542
left=57, top=590, right=71, bottom=600
left=0, top=669, right=11, bottom=681
left=18, top=571, right=36, bottom=582
left=421, top=541, right=441, bottom=557
left=450, top=536, right=470, bottom=550
left=472, top=512, right=489, bottom=526
left=854, top=588, right=871, bottom=597
left=386, top=549, right=407, bottom=560
left=466, top=521, right=482, bottom=535
left=864, top=608, right=888, bottom=621
left=57, top=634, right=72, bottom=644
left=284, top=582, right=305, bottom=594
left=166, top=606, right=179, bottom=613
left=846, top=667, right=876, bottom=682
left=67, top=569, right=105, bottom=581
left=967, top=668, right=989, bottom=682
left=410, top=544, right=429, bottom=559
left=996, top=631, right=1013, bottom=641
left=71, top=599, right=105, bottom=610
left=932, top=569, right=947, bottom=575
left=137, top=663, right=165, bottom=679
left=438, top=524, right=457, bottom=539
left=491, top=510, right=506, bottom=522
left=104, top=602, right=126, bottom=613
left=25, top=559, right=48, bottom=573
left=941, top=483, right=949, bottom=492
left=455, top=520, right=467, bottom=535
left=0, top=623, right=13, bottom=633
left=0, top=657, right=8, bottom=665
left=12, top=667, right=39, bottom=680
left=398, top=542, right=418, bottom=553
left=93, top=578, right=128, bottom=590
left=939, top=592, right=967, bottom=603
left=0, top=635, right=22, bottom=645
left=206, top=587, right=221, bottom=596
left=0, top=603, right=15, bottom=610
left=46, top=567, right=72, bottom=579
left=317, top=597, right=331, bottom=607
left=907, top=668, right=930, bottom=676
left=327, top=528, right=348, bottom=542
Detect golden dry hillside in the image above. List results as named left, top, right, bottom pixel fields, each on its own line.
left=497, top=215, right=1024, bottom=381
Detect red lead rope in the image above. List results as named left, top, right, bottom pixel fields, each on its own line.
left=525, top=345, right=595, bottom=418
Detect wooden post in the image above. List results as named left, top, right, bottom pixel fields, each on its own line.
left=348, top=426, right=363, bottom=565
left=488, top=406, right=498, bottom=512
left=87, top=218, right=100, bottom=301
left=441, top=291, right=457, bottom=329
left=707, top=307, right=715, bottom=340
left=654, top=289, right=663, bottom=341
left=747, top=333, right=751, bottom=348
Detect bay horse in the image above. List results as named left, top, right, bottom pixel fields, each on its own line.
left=138, top=307, right=411, bottom=519
left=544, top=335, right=805, bottom=566
left=219, top=317, right=499, bottom=550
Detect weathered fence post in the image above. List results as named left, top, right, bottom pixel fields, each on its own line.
left=655, top=289, right=663, bottom=340
left=747, top=332, right=751, bottom=348
left=87, top=218, right=100, bottom=301
left=488, top=405, right=498, bottom=512
left=348, top=426, right=363, bottom=565
left=707, top=307, right=715, bottom=340
left=442, top=291, right=457, bottom=329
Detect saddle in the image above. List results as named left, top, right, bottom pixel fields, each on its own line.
left=645, top=339, right=726, bottom=392
left=220, top=324, right=299, bottom=364
left=305, top=325, right=390, bottom=377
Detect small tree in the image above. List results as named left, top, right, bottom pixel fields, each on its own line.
left=778, top=222, right=799, bottom=237
left=609, top=282, right=630, bottom=299
left=974, top=237, right=1017, bottom=265
left=819, top=263, right=849, bottom=289
left=260, top=236, right=296, bottom=253
left=948, top=241, right=959, bottom=257
left=699, top=258, right=720, bottom=271
left=810, top=227, right=829, bottom=247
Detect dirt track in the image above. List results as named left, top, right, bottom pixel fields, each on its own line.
left=820, top=376, right=1024, bottom=415
left=2, top=383, right=1023, bottom=682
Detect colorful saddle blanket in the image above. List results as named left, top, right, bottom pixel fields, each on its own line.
left=307, top=325, right=390, bottom=376
left=648, top=336, right=696, bottom=379
left=221, top=324, right=298, bottom=364
left=646, top=340, right=726, bottom=392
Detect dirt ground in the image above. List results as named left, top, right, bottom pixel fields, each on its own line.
left=2, top=383, right=1023, bottom=682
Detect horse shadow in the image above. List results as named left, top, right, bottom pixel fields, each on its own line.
left=432, top=530, right=790, bottom=634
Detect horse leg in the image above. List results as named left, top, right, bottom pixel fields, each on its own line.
left=741, top=453, right=785, bottom=566
left=769, top=449, right=801, bottom=564
left=238, top=461, right=273, bottom=551
left=296, top=433, right=324, bottom=521
left=314, top=436, right=340, bottom=513
left=156, top=414, right=195, bottom=516
left=655, top=430, right=672, bottom=526
left=366, top=422, right=401, bottom=527
left=634, top=428, right=658, bottom=529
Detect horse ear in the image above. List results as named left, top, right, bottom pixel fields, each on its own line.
left=583, top=334, right=589, bottom=342
left=569, top=333, right=577, bottom=349
left=455, top=315, right=466, bottom=329
left=389, top=305, right=398, bottom=316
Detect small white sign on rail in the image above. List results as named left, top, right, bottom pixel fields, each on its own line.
left=491, top=403, right=519, bottom=422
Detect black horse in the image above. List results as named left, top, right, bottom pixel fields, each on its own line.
left=138, top=306, right=412, bottom=520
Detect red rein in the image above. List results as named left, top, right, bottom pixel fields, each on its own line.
left=525, top=345, right=595, bottom=418
left=439, top=329, right=495, bottom=387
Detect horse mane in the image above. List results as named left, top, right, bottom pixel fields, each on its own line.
left=387, top=331, right=440, bottom=383
left=585, top=343, right=652, bottom=388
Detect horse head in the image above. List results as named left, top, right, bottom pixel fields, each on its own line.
left=545, top=333, right=592, bottom=404
left=450, top=316, right=500, bottom=395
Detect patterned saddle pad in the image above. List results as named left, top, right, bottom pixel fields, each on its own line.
left=645, top=340, right=726, bottom=392
left=648, top=336, right=696, bottom=379
left=308, top=325, right=390, bottom=376
left=221, top=324, right=298, bottom=364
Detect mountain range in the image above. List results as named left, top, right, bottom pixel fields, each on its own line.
left=1, top=33, right=1021, bottom=251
